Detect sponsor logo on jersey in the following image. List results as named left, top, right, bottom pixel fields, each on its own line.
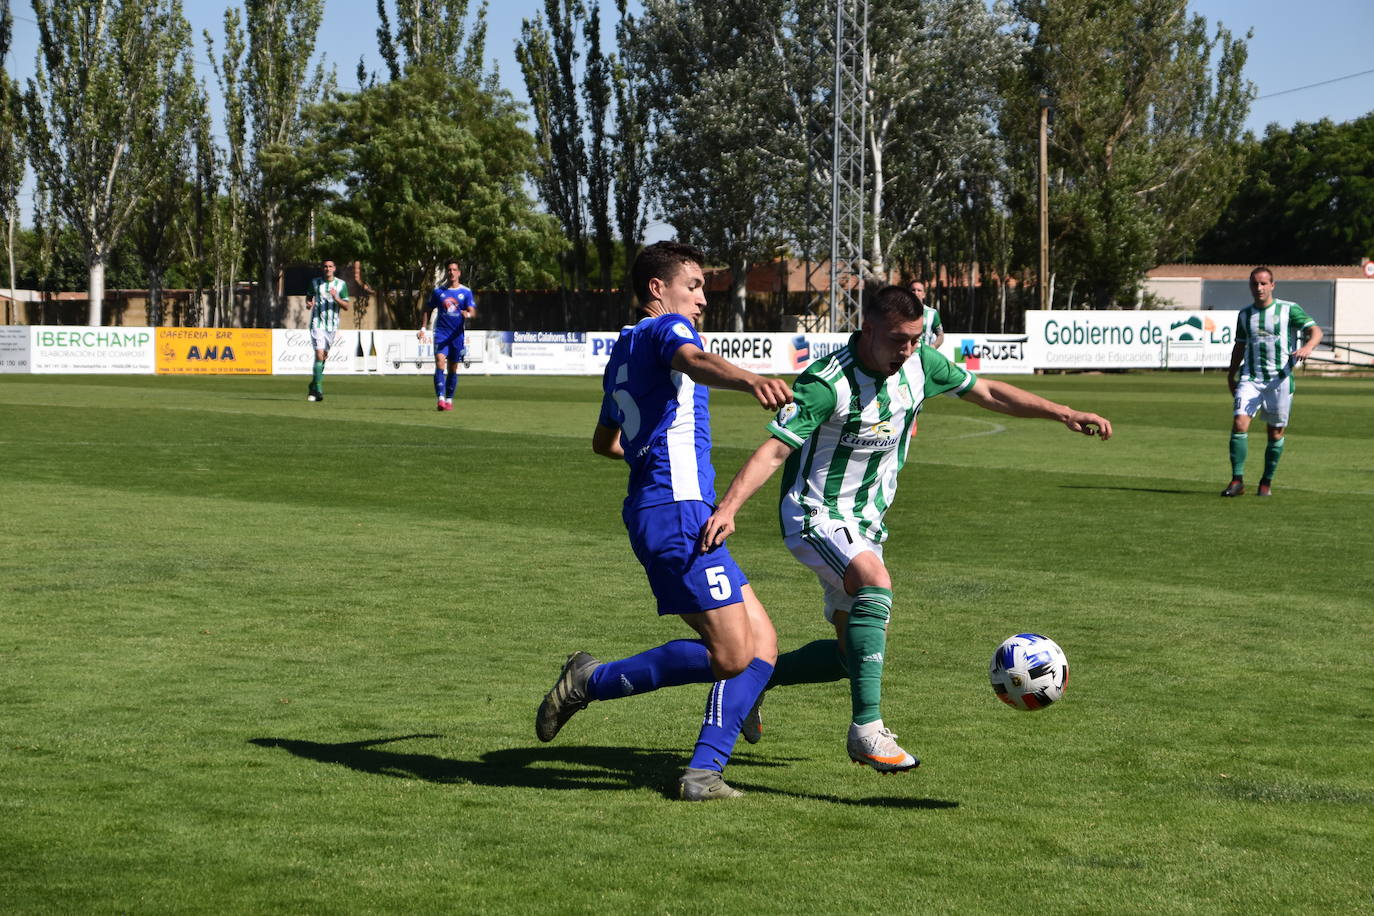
left=776, top=403, right=798, bottom=425
left=839, top=421, right=900, bottom=451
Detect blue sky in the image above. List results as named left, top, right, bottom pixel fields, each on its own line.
left=4, top=0, right=1372, bottom=221
left=8, top=0, right=1372, bottom=131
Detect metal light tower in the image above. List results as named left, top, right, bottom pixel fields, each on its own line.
left=829, top=0, right=868, bottom=332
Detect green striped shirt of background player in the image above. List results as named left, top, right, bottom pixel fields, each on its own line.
left=701, top=285, right=1113, bottom=754
left=907, top=279, right=943, bottom=437
left=1223, top=266, right=1322, bottom=496
left=306, top=259, right=350, bottom=396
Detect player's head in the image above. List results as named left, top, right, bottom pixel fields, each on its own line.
left=858, top=285, right=925, bottom=377
left=321, top=258, right=336, bottom=277
left=908, top=278, right=926, bottom=301
left=1249, top=266, right=1274, bottom=304
left=632, top=241, right=707, bottom=324
left=445, top=259, right=462, bottom=284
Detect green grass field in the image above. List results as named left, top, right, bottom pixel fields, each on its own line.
left=2, top=370, right=1371, bottom=914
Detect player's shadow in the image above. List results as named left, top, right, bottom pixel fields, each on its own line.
left=249, top=735, right=956, bottom=809
left=1058, top=484, right=1198, bottom=496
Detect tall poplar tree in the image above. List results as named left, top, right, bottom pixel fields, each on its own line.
left=0, top=0, right=24, bottom=325
left=24, top=0, right=197, bottom=325
left=1005, top=0, right=1252, bottom=307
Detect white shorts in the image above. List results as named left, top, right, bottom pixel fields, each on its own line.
left=310, top=328, right=336, bottom=352
left=783, top=519, right=884, bottom=623
left=1234, top=378, right=1292, bottom=428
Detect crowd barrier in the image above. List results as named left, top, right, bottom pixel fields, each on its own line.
left=0, top=310, right=1239, bottom=376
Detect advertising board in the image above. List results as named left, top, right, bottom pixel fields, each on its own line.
left=29, top=326, right=155, bottom=374
left=157, top=328, right=272, bottom=374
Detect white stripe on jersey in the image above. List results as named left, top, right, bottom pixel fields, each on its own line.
left=666, top=369, right=703, bottom=501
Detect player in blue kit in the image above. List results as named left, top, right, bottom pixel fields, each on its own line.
left=418, top=259, right=475, bottom=411
left=536, top=241, right=793, bottom=801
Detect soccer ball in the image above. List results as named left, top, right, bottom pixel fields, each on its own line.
left=989, top=633, right=1069, bottom=711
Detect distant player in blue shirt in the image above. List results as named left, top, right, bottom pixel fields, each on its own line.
left=535, top=241, right=793, bottom=801
left=418, top=259, right=475, bottom=412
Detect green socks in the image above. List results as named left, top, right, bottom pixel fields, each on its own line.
left=1263, top=437, right=1285, bottom=480
left=845, top=586, right=893, bottom=726
left=312, top=359, right=325, bottom=390
left=1229, top=432, right=1248, bottom=478
left=771, top=639, right=848, bottom=688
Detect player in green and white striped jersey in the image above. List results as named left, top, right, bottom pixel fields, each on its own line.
left=1221, top=266, right=1322, bottom=498
left=305, top=258, right=350, bottom=402
left=701, top=285, right=1112, bottom=773
left=908, top=279, right=942, bottom=439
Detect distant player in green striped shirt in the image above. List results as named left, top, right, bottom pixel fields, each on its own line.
left=700, top=285, right=1112, bottom=773
left=1221, top=266, right=1322, bottom=498
left=908, top=279, right=942, bottom=438
left=305, top=258, right=350, bottom=402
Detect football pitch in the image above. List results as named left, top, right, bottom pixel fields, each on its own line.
left=2, top=371, right=1371, bottom=913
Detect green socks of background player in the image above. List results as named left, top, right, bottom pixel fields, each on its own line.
left=312, top=359, right=326, bottom=392
left=1229, top=432, right=1285, bottom=483
left=1264, top=437, right=1285, bottom=480
left=1229, top=432, right=1248, bottom=478
left=845, top=586, right=893, bottom=726
left=771, top=639, right=848, bottom=687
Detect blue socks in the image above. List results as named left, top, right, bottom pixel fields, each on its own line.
left=433, top=366, right=445, bottom=399
left=585, top=639, right=713, bottom=700
left=445, top=369, right=458, bottom=398
left=688, top=657, right=774, bottom=772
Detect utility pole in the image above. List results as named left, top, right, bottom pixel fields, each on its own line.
left=1038, top=93, right=1050, bottom=311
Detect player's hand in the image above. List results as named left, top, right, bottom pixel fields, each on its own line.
left=1066, top=412, right=1112, bottom=440
left=699, top=510, right=736, bottom=553
left=416, top=330, right=426, bottom=341
left=750, top=376, right=793, bottom=412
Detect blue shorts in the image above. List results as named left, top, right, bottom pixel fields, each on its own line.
left=435, top=336, right=466, bottom=362
left=623, top=500, right=749, bottom=616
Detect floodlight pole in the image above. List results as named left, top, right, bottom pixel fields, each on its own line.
left=828, top=0, right=868, bottom=332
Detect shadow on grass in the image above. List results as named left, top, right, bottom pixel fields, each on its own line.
left=1058, top=484, right=1199, bottom=496
left=249, top=734, right=957, bottom=808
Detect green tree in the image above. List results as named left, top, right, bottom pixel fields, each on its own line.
left=1005, top=0, right=1252, bottom=308
left=611, top=0, right=649, bottom=300
left=205, top=9, right=249, bottom=328
left=1195, top=114, right=1374, bottom=265
left=130, top=64, right=203, bottom=327
left=516, top=0, right=588, bottom=290
left=24, top=0, right=198, bottom=325
left=373, top=0, right=489, bottom=84
left=304, top=66, right=560, bottom=328
left=631, top=0, right=792, bottom=330
left=0, top=0, right=24, bottom=325
left=234, top=0, right=331, bottom=328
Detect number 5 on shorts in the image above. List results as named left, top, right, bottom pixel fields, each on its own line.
left=704, top=565, right=732, bottom=601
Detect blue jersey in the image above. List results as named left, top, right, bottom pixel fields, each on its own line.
left=598, top=313, right=716, bottom=510
left=428, top=285, right=474, bottom=340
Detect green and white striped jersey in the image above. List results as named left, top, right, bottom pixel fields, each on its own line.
left=921, top=306, right=943, bottom=347
left=766, top=335, right=976, bottom=543
left=308, top=277, right=350, bottom=332
left=1234, top=298, right=1315, bottom=387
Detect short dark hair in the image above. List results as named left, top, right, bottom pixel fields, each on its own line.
left=864, top=284, right=924, bottom=323
left=1250, top=266, right=1273, bottom=282
left=632, top=241, right=705, bottom=305
left=445, top=258, right=461, bottom=270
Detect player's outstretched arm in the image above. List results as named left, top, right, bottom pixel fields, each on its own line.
left=1295, top=323, right=1323, bottom=360
left=700, top=438, right=794, bottom=552
left=592, top=422, right=625, bottom=460
left=671, top=344, right=793, bottom=411
left=962, top=377, right=1112, bottom=440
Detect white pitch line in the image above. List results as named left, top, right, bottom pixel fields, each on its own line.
left=945, top=416, right=1008, bottom=439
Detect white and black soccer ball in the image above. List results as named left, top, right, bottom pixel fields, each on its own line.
left=989, top=633, right=1069, bottom=711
